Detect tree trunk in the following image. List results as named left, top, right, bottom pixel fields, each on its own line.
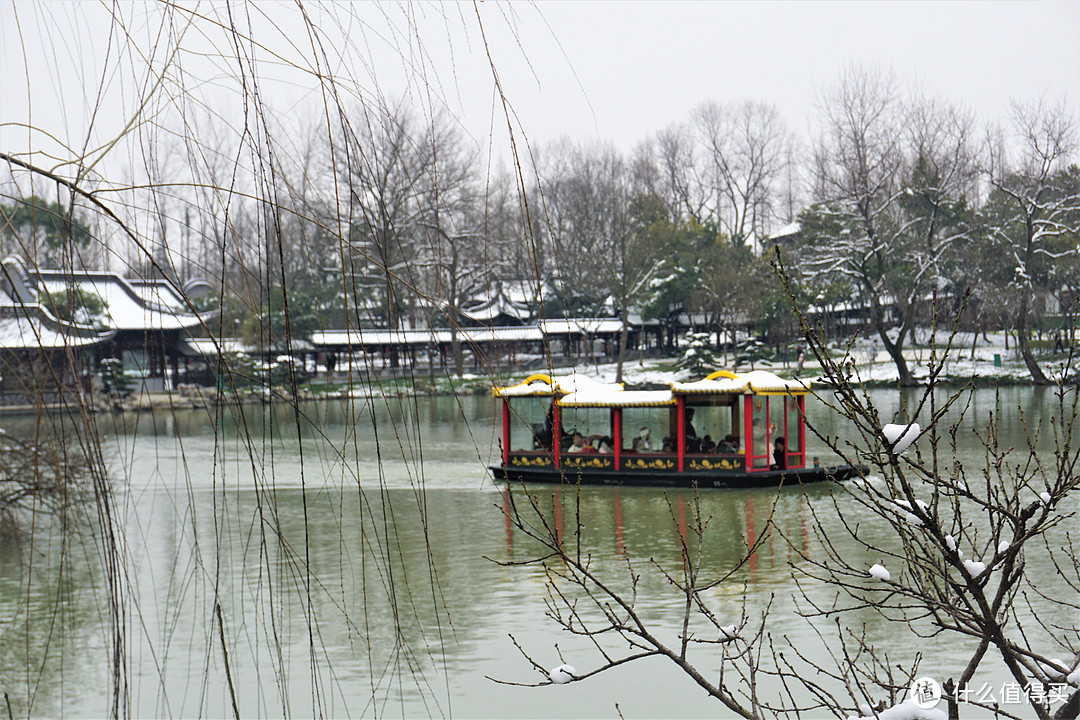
left=1016, top=294, right=1050, bottom=384
left=451, top=327, right=464, bottom=378
left=615, top=308, right=628, bottom=384
left=871, top=297, right=916, bottom=386
left=730, top=326, right=739, bottom=372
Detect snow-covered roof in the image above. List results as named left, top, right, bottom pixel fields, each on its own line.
left=0, top=305, right=115, bottom=350
left=558, top=389, right=674, bottom=408
left=36, top=271, right=200, bottom=332
left=129, top=279, right=189, bottom=310
left=672, top=370, right=811, bottom=395
left=539, top=318, right=624, bottom=335
left=493, top=373, right=623, bottom=398
left=312, top=326, right=544, bottom=348
left=179, top=337, right=255, bottom=357
left=496, top=369, right=810, bottom=401
left=766, top=221, right=802, bottom=240
left=460, top=282, right=533, bottom=323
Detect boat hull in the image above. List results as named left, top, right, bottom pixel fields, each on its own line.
left=489, top=463, right=862, bottom=489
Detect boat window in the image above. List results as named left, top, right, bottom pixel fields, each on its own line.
left=507, top=397, right=554, bottom=452
left=558, top=406, right=609, bottom=449
left=620, top=407, right=668, bottom=453
left=749, top=396, right=776, bottom=469
left=784, top=395, right=804, bottom=466
left=684, top=399, right=739, bottom=453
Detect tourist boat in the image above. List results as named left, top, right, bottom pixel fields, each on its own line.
left=490, top=370, right=863, bottom=488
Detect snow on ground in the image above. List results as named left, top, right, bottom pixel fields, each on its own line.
left=567, top=330, right=1071, bottom=388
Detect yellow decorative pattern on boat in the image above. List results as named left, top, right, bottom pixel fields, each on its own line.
left=509, top=455, right=554, bottom=467
left=689, top=457, right=742, bottom=471
left=563, top=456, right=615, bottom=469
left=623, top=457, right=676, bottom=471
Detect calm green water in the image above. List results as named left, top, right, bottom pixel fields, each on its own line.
left=0, top=387, right=1074, bottom=718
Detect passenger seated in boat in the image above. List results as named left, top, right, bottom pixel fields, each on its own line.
left=717, top=434, right=738, bottom=454
left=771, top=436, right=786, bottom=470
left=581, top=435, right=599, bottom=453
left=568, top=432, right=586, bottom=452
left=597, top=436, right=614, bottom=453
left=700, top=435, right=716, bottom=453
left=661, top=437, right=675, bottom=453
left=631, top=427, right=652, bottom=452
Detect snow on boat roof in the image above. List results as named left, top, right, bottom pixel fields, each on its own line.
left=672, top=370, right=811, bottom=395
left=558, top=389, right=674, bottom=408
left=493, top=373, right=623, bottom=398
left=496, top=369, right=809, bottom=401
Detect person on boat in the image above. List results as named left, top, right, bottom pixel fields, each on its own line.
left=751, top=418, right=775, bottom=468
left=700, top=435, right=716, bottom=453
left=568, top=432, right=586, bottom=452
left=632, top=426, right=652, bottom=451
left=661, top=437, right=675, bottom=453
left=580, top=436, right=599, bottom=453
left=536, top=403, right=556, bottom=449
left=597, top=436, right=614, bottom=453
left=684, top=408, right=700, bottom=452
left=771, top=436, right=786, bottom=470
left=717, top=434, right=738, bottom=454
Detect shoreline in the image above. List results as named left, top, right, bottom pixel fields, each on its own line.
left=0, top=367, right=1059, bottom=417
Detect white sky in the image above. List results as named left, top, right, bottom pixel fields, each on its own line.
left=2, top=0, right=1078, bottom=174
left=516, top=0, right=1079, bottom=149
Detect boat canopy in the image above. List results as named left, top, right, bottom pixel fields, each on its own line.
left=493, top=373, right=623, bottom=398
left=558, top=389, right=675, bottom=408
left=496, top=369, right=809, bottom=401
left=671, top=370, right=811, bottom=396
left=492, top=368, right=817, bottom=481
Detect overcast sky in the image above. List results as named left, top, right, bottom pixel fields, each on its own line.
left=2, top=0, right=1077, bottom=173
left=512, top=0, right=1079, bottom=149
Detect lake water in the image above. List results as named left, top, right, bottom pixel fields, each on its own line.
left=0, top=386, right=1074, bottom=718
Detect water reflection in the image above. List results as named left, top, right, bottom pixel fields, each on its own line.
left=0, top=386, right=1073, bottom=717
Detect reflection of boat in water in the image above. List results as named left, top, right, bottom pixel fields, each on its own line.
left=490, top=370, right=863, bottom=488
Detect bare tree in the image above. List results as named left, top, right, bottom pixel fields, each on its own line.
left=653, top=123, right=712, bottom=225
left=532, top=140, right=624, bottom=314
left=694, top=100, right=793, bottom=245
left=496, top=269, right=1080, bottom=719
left=337, top=100, right=442, bottom=332
left=803, top=69, right=975, bottom=386
left=984, top=98, right=1080, bottom=384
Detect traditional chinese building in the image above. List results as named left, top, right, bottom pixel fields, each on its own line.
left=1, top=256, right=201, bottom=392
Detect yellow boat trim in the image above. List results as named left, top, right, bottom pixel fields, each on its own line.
left=492, top=372, right=556, bottom=397
left=555, top=398, right=677, bottom=408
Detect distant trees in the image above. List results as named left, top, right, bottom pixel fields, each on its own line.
left=0, top=196, right=93, bottom=267
left=4, top=62, right=1075, bottom=379
left=693, top=100, right=794, bottom=247
left=41, top=288, right=107, bottom=328
left=797, top=69, right=977, bottom=386
left=981, top=99, right=1080, bottom=384
left=336, top=101, right=442, bottom=330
